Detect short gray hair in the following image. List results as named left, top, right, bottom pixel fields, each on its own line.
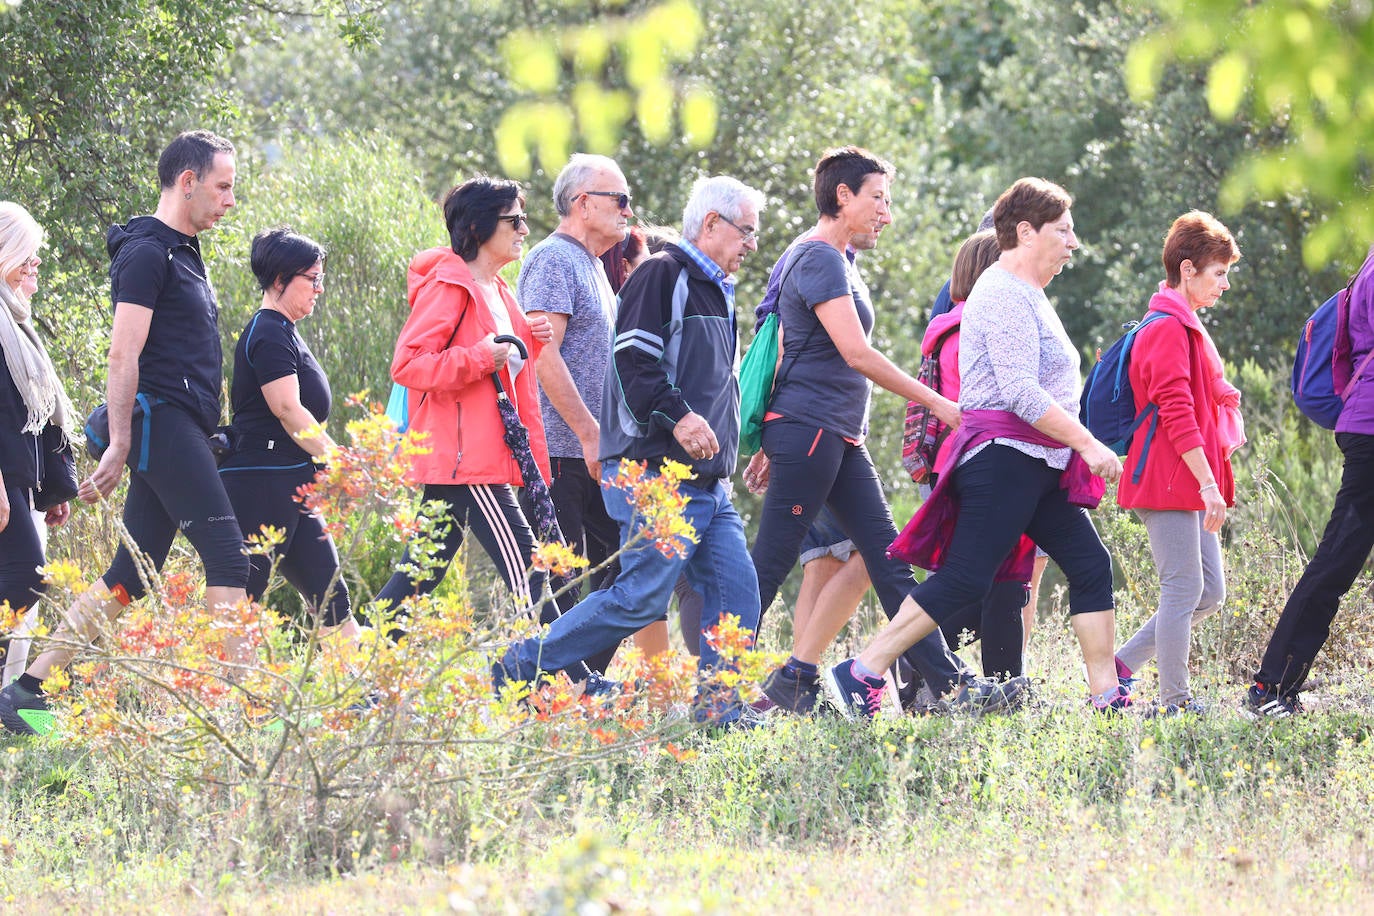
left=552, top=153, right=624, bottom=217
left=682, top=176, right=765, bottom=242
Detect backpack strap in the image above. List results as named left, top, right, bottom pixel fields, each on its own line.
left=769, top=243, right=825, bottom=399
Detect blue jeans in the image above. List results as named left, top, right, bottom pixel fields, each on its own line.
left=500, top=461, right=761, bottom=706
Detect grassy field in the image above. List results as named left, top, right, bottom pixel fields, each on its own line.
left=4, top=618, right=1374, bottom=915
left=3, top=425, right=1372, bottom=913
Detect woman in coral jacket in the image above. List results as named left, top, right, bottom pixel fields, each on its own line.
left=1114, top=210, right=1243, bottom=716
left=376, top=177, right=559, bottom=631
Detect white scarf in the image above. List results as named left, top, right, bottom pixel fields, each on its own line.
left=0, top=280, right=72, bottom=436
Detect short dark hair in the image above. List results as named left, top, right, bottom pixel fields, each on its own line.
left=250, top=226, right=326, bottom=292
left=950, top=230, right=1001, bottom=302
left=992, top=177, right=1073, bottom=250
left=1162, top=210, right=1240, bottom=287
left=443, top=177, right=523, bottom=260
left=597, top=226, right=649, bottom=293
left=813, top=147, right=894, bottom=219
left=157, top=130, right=235, bottom=189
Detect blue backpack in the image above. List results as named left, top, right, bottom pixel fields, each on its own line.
left=1080, top=311, right=1175, bottom=481
left=1292, top=261, right=1374, bottom=429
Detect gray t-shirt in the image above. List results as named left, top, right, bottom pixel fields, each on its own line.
left=958, top=264, right=1079, bottom=469
left=516, top=232, right=617, bottom=457
left=768, top=240, right=875, bottom=441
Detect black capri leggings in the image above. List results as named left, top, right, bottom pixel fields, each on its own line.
left=102, top=403, right=249, bottom=602
left=911, top=444, right=1113, bottom=619
left=219, top=463, right=350, bottom=627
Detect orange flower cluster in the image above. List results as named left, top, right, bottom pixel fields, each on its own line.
left=295, top=399, right=432, bottom=541
left=609, top=459, right=698, bottom=559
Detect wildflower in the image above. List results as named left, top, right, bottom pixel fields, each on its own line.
left=531, top=541, right=590, bottom=577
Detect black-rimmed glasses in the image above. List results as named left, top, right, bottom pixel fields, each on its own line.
left=297, top=272, right=324, bottom=290
left=583, top=190, right=632, bottom=210
left=718, top=213, right=758, bottom=244
left=497, top=213, right=529, bottom=230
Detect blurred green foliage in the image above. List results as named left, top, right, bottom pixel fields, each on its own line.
left=1127, top=0, right=1374, bottom=269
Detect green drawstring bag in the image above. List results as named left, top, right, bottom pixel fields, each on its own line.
left=738, top=311, right=780, bottom=453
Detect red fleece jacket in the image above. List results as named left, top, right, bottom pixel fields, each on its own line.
left=1116, top=285, right=1235, bottom=511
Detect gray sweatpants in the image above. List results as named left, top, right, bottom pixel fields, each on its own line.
left=1116, top=507, right=1225, bottom=705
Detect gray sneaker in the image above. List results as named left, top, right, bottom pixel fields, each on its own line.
left=947, top=675, right=1031, bottom=716
left=761, top=664, right=820, bottom=715
left=1145, top=697, right=1207, bottom=718
left=0, top=681, right=51, bottom=736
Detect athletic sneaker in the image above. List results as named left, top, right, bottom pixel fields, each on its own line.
left=761, top=664, right=820, bottom=715
left=1115, top=656, right=1138, bottom=696
left=948, top=675, right=1031, bottom=716
left=1241, top=684, right=1302, bottom=719
left=580, top=672, right=622, bottom=697
left=823, top=659, right=885, bottom=720
left=1091, top=684, right=1133, bottom=715
left=1144, top=697, right=1207, bottom=718
left=0, top=681, right=50, bottom=736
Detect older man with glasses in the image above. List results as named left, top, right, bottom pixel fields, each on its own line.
left=516, top=155, right=636, bottom=674
left=498, top=175, right=767, bottom=729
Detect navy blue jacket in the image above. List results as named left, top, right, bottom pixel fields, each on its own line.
left=0, top=354, right=39, bottom=489
left=599, top=244, right=740, bottom=480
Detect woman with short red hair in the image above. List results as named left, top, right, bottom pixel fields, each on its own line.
left=1113, top=210, right=1243, bottom=716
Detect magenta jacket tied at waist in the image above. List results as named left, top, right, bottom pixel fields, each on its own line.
left=888, top=409, right=1106, bottom=580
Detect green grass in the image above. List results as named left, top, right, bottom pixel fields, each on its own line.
left=5, top=648, right=1374, bottom=914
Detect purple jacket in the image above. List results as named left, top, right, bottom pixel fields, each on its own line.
left=1336, top=256, right=1374, bottom=435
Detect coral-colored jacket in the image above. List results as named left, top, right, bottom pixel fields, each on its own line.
left=1116, top=285, right=1235, bottom=510
left=392, top=247, right=550, bottom=487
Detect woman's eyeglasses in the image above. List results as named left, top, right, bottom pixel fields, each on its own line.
left=498, top=213, right=529, bottom=229
left=297, top=272, right=325, bottom=290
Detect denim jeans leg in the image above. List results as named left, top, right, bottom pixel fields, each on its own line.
left=682, top=479, right=760, bottom=719
left=501, top=461, right=691, bottom=679
left=682, top=481, right=761, bottom=673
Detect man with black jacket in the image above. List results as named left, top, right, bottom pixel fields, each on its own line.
left=496, top=175, right=766, bottom=727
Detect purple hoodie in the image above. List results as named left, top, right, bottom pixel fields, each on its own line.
left=1336, top=254, right=1374, bottom=435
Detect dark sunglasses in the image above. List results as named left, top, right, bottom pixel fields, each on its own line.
left=583, top=190, right=632, bottom=210
left=497, top=213, right=529, bottom=229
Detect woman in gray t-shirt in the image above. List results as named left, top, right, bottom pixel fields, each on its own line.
left=752, top=148, right=967, bottom=715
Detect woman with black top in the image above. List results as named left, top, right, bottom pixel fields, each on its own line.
left=0, top=202, right=76, bottom=682
left=218, top=227, right=358, bottom=638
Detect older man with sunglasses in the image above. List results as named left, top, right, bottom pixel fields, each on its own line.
left=517, top=155, right=635, bottom=674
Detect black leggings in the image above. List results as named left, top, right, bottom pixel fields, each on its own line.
left=377, top=482, right=558, bottom=627
left=219, top=463, right=350, bottom=627
left=938, top=580, right=1029, bottom=679
left=912, top=444, right=1113, bottom=619
left=102, top=403, right=249, bottom=602
left=752, top=418, right=969, bottom=694
left=1257, top=432, right=1374, bottom=695
left=0, top=484, right=45, bottom=670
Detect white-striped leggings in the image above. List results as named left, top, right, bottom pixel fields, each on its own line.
left=376, top=483, right=558, bottom=629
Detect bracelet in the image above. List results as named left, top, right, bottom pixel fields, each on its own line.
left=1199, top=483, right=1219, bottom=493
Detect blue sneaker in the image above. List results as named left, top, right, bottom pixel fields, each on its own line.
left=823, top=659, right=885, bottom=720
left=1241, top=684, right=1301, bottom=719
left=580, top=672, right=622, bottom=698
left=1145, top=697, right=1207, bottom=718
left=1091, top=684, right=1133, bottom=715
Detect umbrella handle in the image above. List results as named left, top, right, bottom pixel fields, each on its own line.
left=491, top=334, right=529, bottom=398
left=493, top=334, right=529, bottom=360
